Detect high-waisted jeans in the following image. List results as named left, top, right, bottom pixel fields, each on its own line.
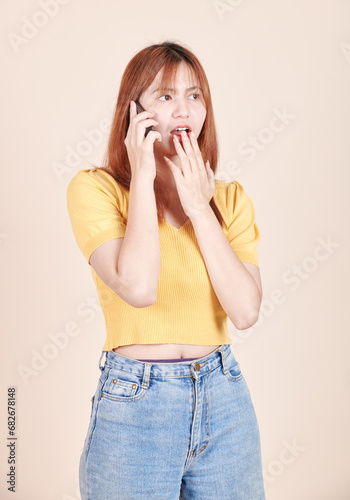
left=79, top=344, right=266, bottom=500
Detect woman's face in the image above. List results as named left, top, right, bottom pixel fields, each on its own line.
left=139, top=61, right=207, bottom=157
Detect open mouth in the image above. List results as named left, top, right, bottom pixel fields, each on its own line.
left=170, top=126, right=191, bottom=140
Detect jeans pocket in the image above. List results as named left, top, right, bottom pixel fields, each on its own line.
left=100, top=368, right=148, bottom=402
left=223, top=361, right=244, bottom=382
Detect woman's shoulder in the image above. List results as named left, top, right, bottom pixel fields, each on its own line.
left=67, top=167, right=129, bottom=199
left=213, top=178, right=242, bottom=204
left=68, top=167, right=117, bottom=185
left=213, top=178, right=255, bottom=222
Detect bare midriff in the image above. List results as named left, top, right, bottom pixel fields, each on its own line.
left=112, top=344, right=221, bottom=360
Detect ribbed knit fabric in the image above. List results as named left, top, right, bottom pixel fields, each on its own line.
left=66, top=168, right=260, bottom=351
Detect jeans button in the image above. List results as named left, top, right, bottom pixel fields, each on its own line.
left=194, top=363, right=201, bottom=371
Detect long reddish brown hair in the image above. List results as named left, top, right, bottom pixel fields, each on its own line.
left=93, top=40, right=226, bottom=228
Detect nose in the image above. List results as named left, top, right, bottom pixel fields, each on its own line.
left=172, top=97, right=190, bottom=118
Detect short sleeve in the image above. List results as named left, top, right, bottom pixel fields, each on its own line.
left=224, top=181, right=260, bottom=268
left=66, top=170, right=127, bottom=265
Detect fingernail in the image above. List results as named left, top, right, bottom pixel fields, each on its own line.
left=191, top=131, right=195, bottom=138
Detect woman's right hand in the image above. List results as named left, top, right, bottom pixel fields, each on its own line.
left=124, top=100, right=162, bottom=181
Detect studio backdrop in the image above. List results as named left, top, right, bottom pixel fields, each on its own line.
left=1, top=1, right=349, bottom=499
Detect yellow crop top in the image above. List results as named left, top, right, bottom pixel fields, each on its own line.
left=66, top=168, right=260, bottom=351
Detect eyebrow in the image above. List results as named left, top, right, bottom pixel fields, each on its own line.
left=151, top=86, right=202, bottom=94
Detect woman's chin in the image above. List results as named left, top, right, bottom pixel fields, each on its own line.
left=154, top=139, right=177, bottom=157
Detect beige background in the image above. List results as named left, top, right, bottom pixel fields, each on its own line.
left=1, top=0, right=350, bottom=498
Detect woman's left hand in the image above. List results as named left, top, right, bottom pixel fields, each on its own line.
left=164, top=131, right=216, bottom=218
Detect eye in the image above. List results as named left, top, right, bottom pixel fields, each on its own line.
left=159, top=95, right=171, bottom=101
left=189, top=93, right=201, bottom=100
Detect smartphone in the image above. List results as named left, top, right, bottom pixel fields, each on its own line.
left=135, top=100, right=156, bottom=137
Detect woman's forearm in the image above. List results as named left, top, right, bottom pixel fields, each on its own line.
left=117, top=175, right=161, bottom=305
left=190, top=204, right=262, bottom=329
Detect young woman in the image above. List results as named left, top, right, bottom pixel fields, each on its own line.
left=67, top=40, right=266, bottom=500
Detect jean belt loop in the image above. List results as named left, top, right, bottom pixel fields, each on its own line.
left=141, top=362, right=151, bottom=390
left=99, top=351, right=106, bottom=371
left=218, top=345, right=228, bottom=374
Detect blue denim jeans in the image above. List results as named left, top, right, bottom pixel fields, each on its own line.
left=79, top=344, right=266, bottom=499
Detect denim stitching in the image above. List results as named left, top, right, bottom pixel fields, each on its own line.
left=84, top=367, right=110, bottom=464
